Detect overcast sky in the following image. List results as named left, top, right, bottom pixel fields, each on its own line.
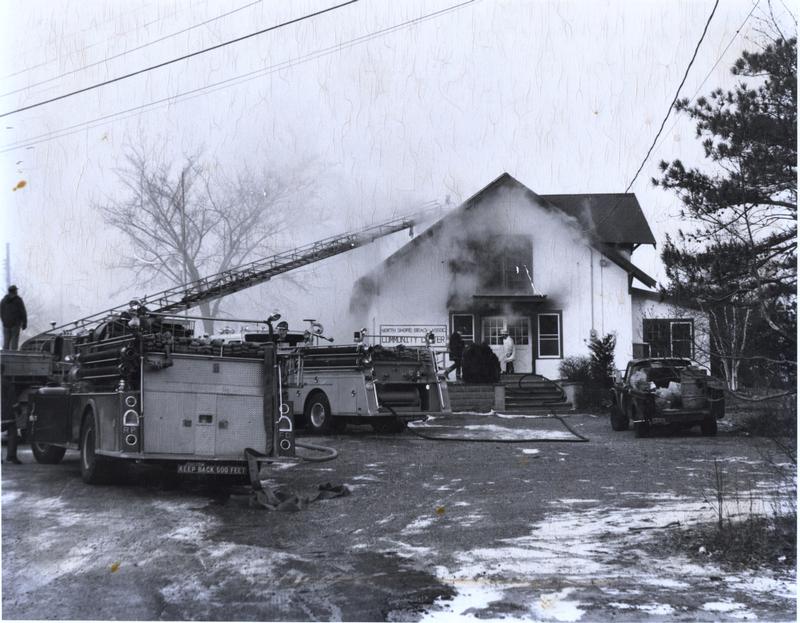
left=0, top=0, right=794, bottom=329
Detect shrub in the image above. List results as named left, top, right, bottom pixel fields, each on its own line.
left=588, top=332, right=616, bottom=389
left=559, top=356, right=592, bottom=383
left=462, top=342, right=501, bottom=384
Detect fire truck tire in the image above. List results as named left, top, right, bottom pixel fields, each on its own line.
left=700, top=416, right=718, bottom=437
left=31, top=442, right=66, bottom=464
left=371, top=417, right=407, bottom=434
left=80, top=415, right=111, bottom=484
left=304, top=392, right=334, bottom=434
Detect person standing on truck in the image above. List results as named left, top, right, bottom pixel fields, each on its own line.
left=1, top=285, right=27, bottom=350
left=446, top=330, right=464, bottom=380
left=275, top=320, right=289, bottom=344
left=500, top=331, right=515, bottom=374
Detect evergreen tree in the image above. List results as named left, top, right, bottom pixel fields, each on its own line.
left=654, top=36, right=796, bottom=390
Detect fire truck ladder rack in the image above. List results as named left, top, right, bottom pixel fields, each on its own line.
left=39, top=206, right=442, bottom=337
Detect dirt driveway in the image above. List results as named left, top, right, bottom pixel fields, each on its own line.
left=2, top=413, right=796, bottom=621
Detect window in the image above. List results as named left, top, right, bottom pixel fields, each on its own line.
left=643, top=319, right=694, bottom=358
left=482, top=316, right=506, bottom=346
left=537, top=313, right=561, bottom=358
left=467, top=235, right=533, bottom=292
left=451, top=314, right=475, bottom=343
left=481, top=316, right=530, bottom=346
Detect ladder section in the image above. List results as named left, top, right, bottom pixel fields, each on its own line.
left=38, top=207, right=440, bottom=336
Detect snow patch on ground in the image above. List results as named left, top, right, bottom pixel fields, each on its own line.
left=520, top=448, right=540, bottom=455
left=419, top=575, right=505, bottom=622
left=703, top=600, right=746, bottom=612
left=402, top=515, right=437, bottom=534
left=529, top=589, right=584, bottom=622
left=2, top=489, right=21, bottom=504
left=379, top=538, right=433, bottom=559
left=424, top=491, right=796, bottom=620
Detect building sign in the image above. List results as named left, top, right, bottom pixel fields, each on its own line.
left=379, top=324, right=447, bottom=347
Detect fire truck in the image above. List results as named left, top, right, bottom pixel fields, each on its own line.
left=217, top=324, right=451, bottom=434
left=5, top=213, right=448, bottom=484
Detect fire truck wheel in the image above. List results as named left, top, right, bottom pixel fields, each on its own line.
left=80, top=415, right=110, bottom=484
left=371, top=417, right=407, bottom=434
left=304, top=392, right=333, bottom=434
left=31, top=442, right=67, bottom=464
left=700, top=416, right=718, bottom=437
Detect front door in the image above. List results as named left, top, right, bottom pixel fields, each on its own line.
left=481, top=316, right=532, bottom=373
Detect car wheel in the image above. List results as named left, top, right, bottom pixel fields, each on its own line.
left=31, top=442, right=67, bottom=464
left=610, top=402, right=628, bottom=431
left=304, top=392, right=334, bottom=434
left=80, top=414, right=110, bottom=484
left=371, top=417, right=407, bottom=434
left=700, top=416, right=718, bottom=437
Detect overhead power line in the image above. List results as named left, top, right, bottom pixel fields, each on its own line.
left=651, top=0, right=760, bottom=157
left=0, top=0, right=477, bottom=153
left=588, top=0, right=721, bottom=240
left=0, top=0, right=359, bottom=119
left=622, top=0, right=720, bottom=194
left=3, top=3, right=179, bottom=81
left=0, top=0, right=263, bottom=99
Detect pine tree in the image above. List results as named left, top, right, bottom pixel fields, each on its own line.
left=654, top=36, right=796, bottom=390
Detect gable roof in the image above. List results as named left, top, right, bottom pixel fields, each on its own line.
left=381, top=172, right=656, bottom=287
left=542, top=193, right=656, bottom=246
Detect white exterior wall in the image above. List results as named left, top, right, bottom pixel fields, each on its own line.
left=352, top=196, right=637, bottom=379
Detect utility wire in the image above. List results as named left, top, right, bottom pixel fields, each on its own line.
left=0, top=0, right=476, bottom=153
left=0, top=0, right=358, bottom=119
left=1, top=0, right=263, bottom=99
left=587, top=0, right=721, bottom=240
left=650, top=0, right=760, bottom=158
left=623, top=0, right=720, bottom=194
left=2, top=3, right=178, bottom=81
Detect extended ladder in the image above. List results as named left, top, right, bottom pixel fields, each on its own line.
left=40, top=205, right=443, bottom=336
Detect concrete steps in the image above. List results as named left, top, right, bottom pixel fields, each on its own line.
left=499, top=374, right=572, bottom=414
left=447, top=375, right=574, bottom=414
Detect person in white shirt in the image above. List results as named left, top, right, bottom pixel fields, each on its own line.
left=500, top=332, right=515, bottom=374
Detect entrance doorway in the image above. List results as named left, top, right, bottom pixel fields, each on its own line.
left=481, top=316, right=532, bottom=373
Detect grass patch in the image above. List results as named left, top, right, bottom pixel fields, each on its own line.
left=656, top=515, right=796, bottom=571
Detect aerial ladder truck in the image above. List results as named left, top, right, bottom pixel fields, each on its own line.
left=2, top=212, right=450, bottom=484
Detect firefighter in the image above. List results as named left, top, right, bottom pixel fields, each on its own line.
left=276, top=320, right=289, bottom=345
left=500, top=331, right=516, bottom=375
left=1, top=285, right=27, bottom=350
left=446, top=330, right=464, bottom=380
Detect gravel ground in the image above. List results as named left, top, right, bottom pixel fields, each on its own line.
left=2, top=412, right=796, bottom=621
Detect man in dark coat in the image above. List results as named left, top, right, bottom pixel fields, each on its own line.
left=1, top=285, right=27, bottom=350
left=446, top=330, right=465, bottom=380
